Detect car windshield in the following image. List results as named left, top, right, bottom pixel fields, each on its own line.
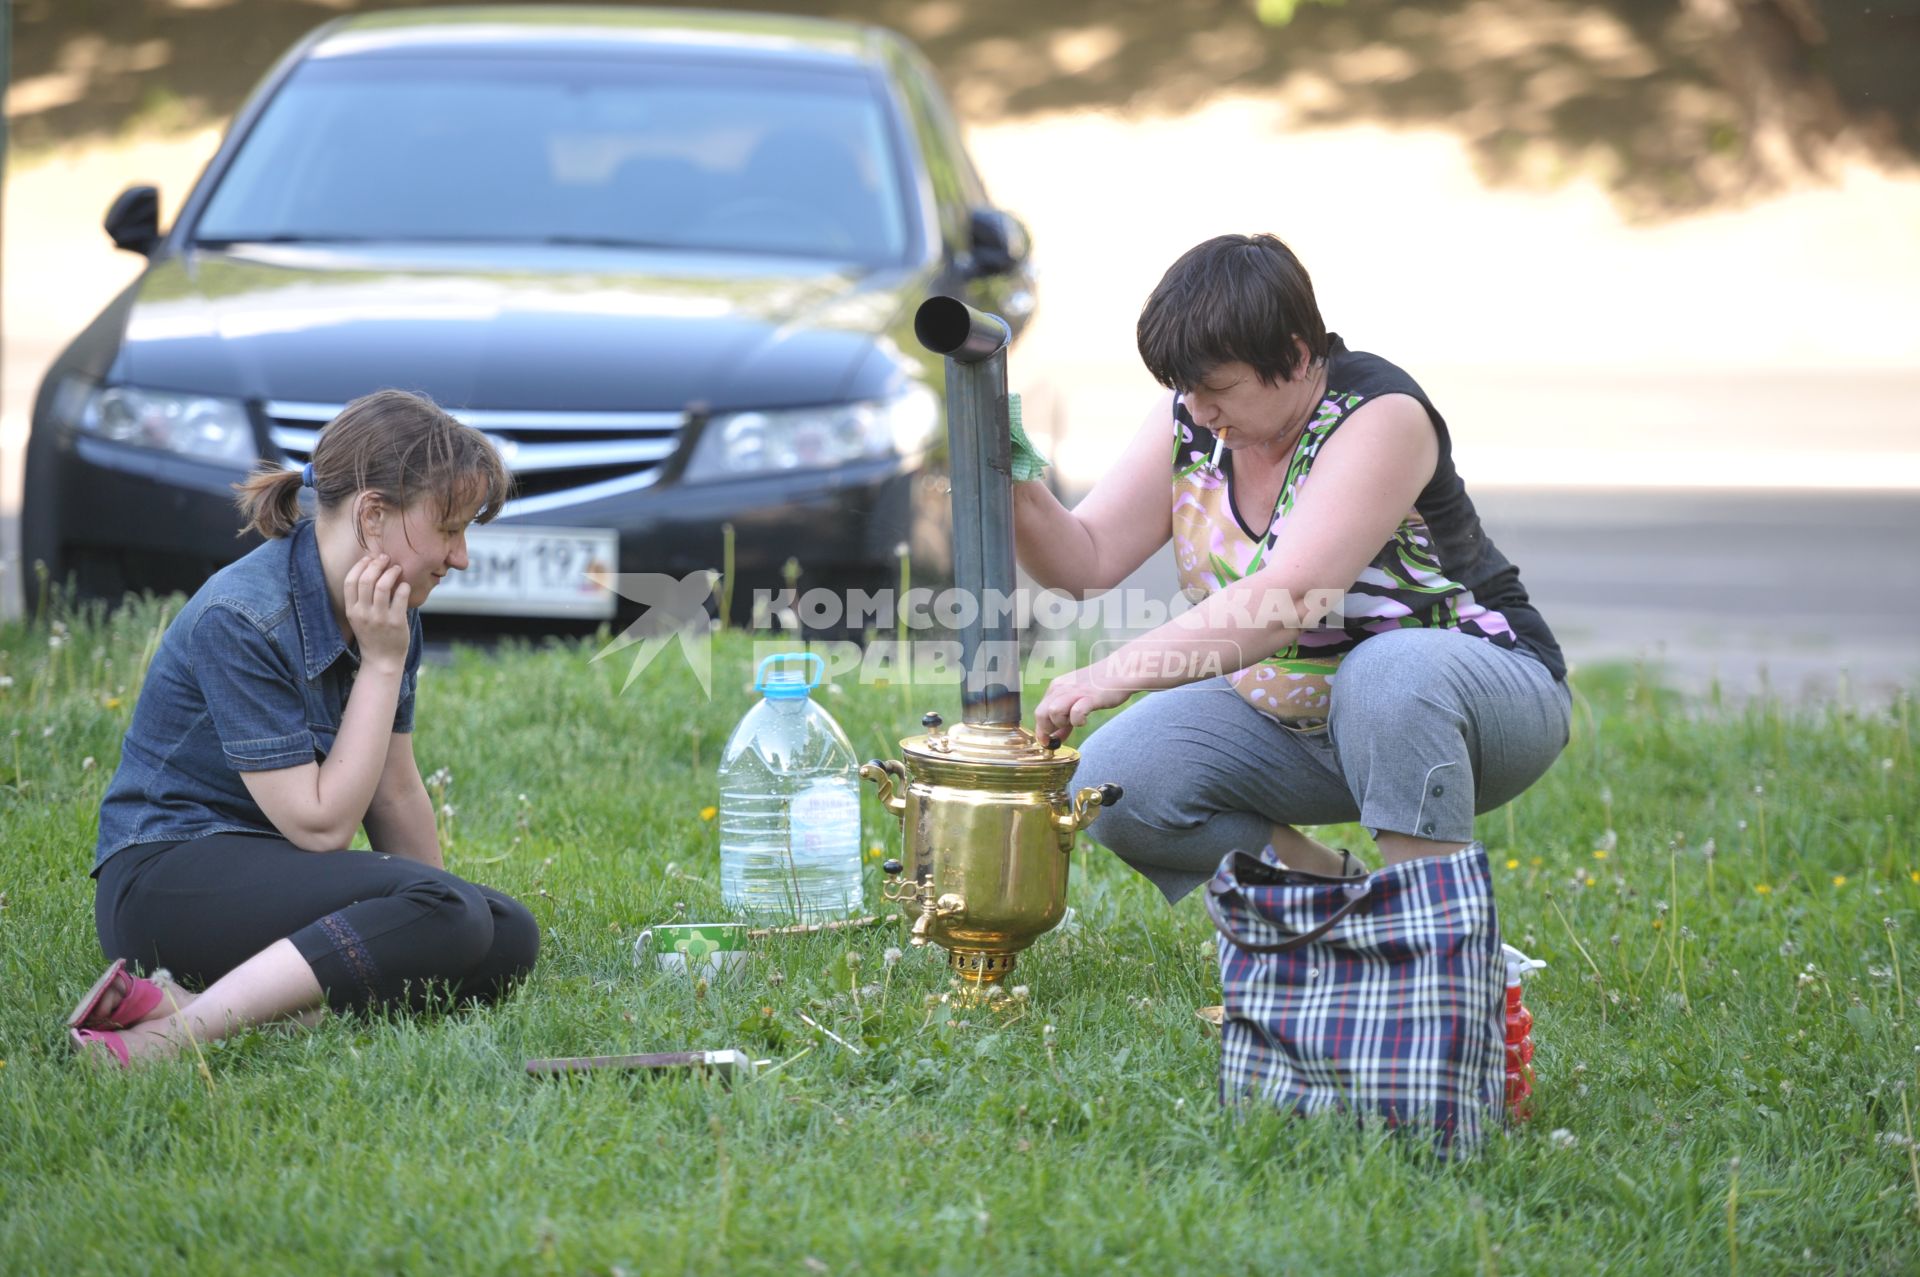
left=196, top=54, right=911, bottom=264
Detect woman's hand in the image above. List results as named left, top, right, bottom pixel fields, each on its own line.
left=1034, top=665, right=1134, bottom=747
left=345, top=553, right=411, bottom=673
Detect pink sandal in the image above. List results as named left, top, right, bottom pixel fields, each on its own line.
left=67, top=959, right=167, bottom=1031
left=70, top=1026, right=133, bottom=1067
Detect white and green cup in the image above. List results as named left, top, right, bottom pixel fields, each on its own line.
left=634, top=922, right=749, bottom=977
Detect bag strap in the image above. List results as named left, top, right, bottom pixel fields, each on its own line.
left=1205, top=867, right=1373, bottom=955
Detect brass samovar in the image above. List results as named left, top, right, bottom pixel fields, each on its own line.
left=859, top=297, right=1120, bottom=993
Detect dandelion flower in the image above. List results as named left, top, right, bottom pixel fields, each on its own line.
left=81, top=757, right=96, bottom=771
left=882, top=947, right=902, bottom=967
left=1755, top=883, right=1772, bottom=895
left=1832, top=875, right=1849, bottom=888
left=699, top=805, right=718, bottom=821
left=1593, top=848, right=1609, bottom=861
left=1505, top=858, right=1520, bottom=870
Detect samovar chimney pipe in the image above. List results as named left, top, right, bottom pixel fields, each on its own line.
left=913, top=296, right=1018, bottom=729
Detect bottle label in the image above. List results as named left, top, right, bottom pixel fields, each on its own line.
left=790, top=782, right=860, bottom=860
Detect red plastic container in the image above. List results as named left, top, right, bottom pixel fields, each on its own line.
left=1501, top=944, right=1544, bottom=1119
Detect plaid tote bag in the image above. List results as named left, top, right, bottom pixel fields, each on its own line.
left=1207, top=841, right=1507, bottom=1150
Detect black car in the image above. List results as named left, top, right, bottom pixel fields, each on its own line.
left=23, top=6, right=1035, bottom=627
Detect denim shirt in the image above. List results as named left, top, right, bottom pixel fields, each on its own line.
left=94, top=519, right=422, bottom=871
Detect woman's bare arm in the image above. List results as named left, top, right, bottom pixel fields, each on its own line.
left=1013, top=391, right=1177, bottom=599
left=361, top=734, right=443, bottom=868
left=238, top=556, right=412, bottom=851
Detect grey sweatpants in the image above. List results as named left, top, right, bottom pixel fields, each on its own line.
left=1075, top=628, right=1571, bottom=902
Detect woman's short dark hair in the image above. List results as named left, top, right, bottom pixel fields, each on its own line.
left=1136, top=233, right=1329, bottom=391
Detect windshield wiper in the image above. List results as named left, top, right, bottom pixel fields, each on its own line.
left=193, top=233, right=380, bottom=248
left=538, top=235, right=678, bottom=251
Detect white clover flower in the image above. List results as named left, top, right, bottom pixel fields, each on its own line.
left=81, top=757, right=96, bottom=771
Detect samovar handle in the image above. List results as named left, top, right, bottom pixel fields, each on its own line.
left=859, top=759, right=910, bottom=817
left=1057, top=783, right=1123, bottom=841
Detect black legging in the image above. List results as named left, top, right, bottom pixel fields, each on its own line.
left=94, top=833, right=540, bottom=1013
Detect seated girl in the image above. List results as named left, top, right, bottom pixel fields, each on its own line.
left=70, top=390, right=539, bottom=1064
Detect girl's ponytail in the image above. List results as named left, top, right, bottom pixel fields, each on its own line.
left=232, top=466, right=307, bottom=540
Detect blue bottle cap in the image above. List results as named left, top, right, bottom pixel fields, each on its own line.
left=754, top=652, right=825, bottom=701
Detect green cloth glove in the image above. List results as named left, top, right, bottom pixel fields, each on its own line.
left=1008, top=391, right=1051, bottom=483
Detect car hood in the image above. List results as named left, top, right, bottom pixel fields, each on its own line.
left=114, top=245, right=921, bottom=412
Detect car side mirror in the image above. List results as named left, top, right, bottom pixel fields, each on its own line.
left=967, top=207, right=1030, bottom=277
left=104, top=185, right=162, bottom=256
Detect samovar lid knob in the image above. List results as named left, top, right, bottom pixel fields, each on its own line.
left=921, top=711, right=943, bottom=730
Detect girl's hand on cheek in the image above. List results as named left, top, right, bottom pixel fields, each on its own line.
left=345, top=553, right=411, bottom=673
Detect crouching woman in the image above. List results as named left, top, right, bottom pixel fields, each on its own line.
left=71, top=390, right=539, bottom=1064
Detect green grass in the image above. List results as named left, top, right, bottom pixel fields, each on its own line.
left=2, top=597, right=1917, bottom=1274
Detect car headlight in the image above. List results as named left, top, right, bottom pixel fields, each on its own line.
left=69, top=383, right=259, bottom=466
left=683, top=384, right=939, bottom=481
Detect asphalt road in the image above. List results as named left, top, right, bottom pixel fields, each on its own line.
left=1072, top=485, right=1920, bottom=705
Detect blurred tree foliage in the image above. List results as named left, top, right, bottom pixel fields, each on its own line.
left=10, top=0, right=1916, bottom=217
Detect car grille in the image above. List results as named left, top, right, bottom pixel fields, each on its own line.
left=264, top=401, right=685, bottom=517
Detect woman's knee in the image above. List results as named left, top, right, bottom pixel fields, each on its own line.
left=1075, top=721, right=1189, bottom=853
left=394, top=873, right=497, bottom=973
left=487, top=893, right=541, bottom=982
left=1333, top=629, right=1466, bottom=722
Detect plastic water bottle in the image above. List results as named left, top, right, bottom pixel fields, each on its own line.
left=1502, top=943, right=1545, bottom=1119
left=718, top=653, right=864, bottom=923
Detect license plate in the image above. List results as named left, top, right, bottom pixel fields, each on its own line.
left=422, top=524, right=618, bottom=619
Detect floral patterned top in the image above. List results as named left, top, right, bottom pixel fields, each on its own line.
left=1170, top=336, right=1562, bottom=724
